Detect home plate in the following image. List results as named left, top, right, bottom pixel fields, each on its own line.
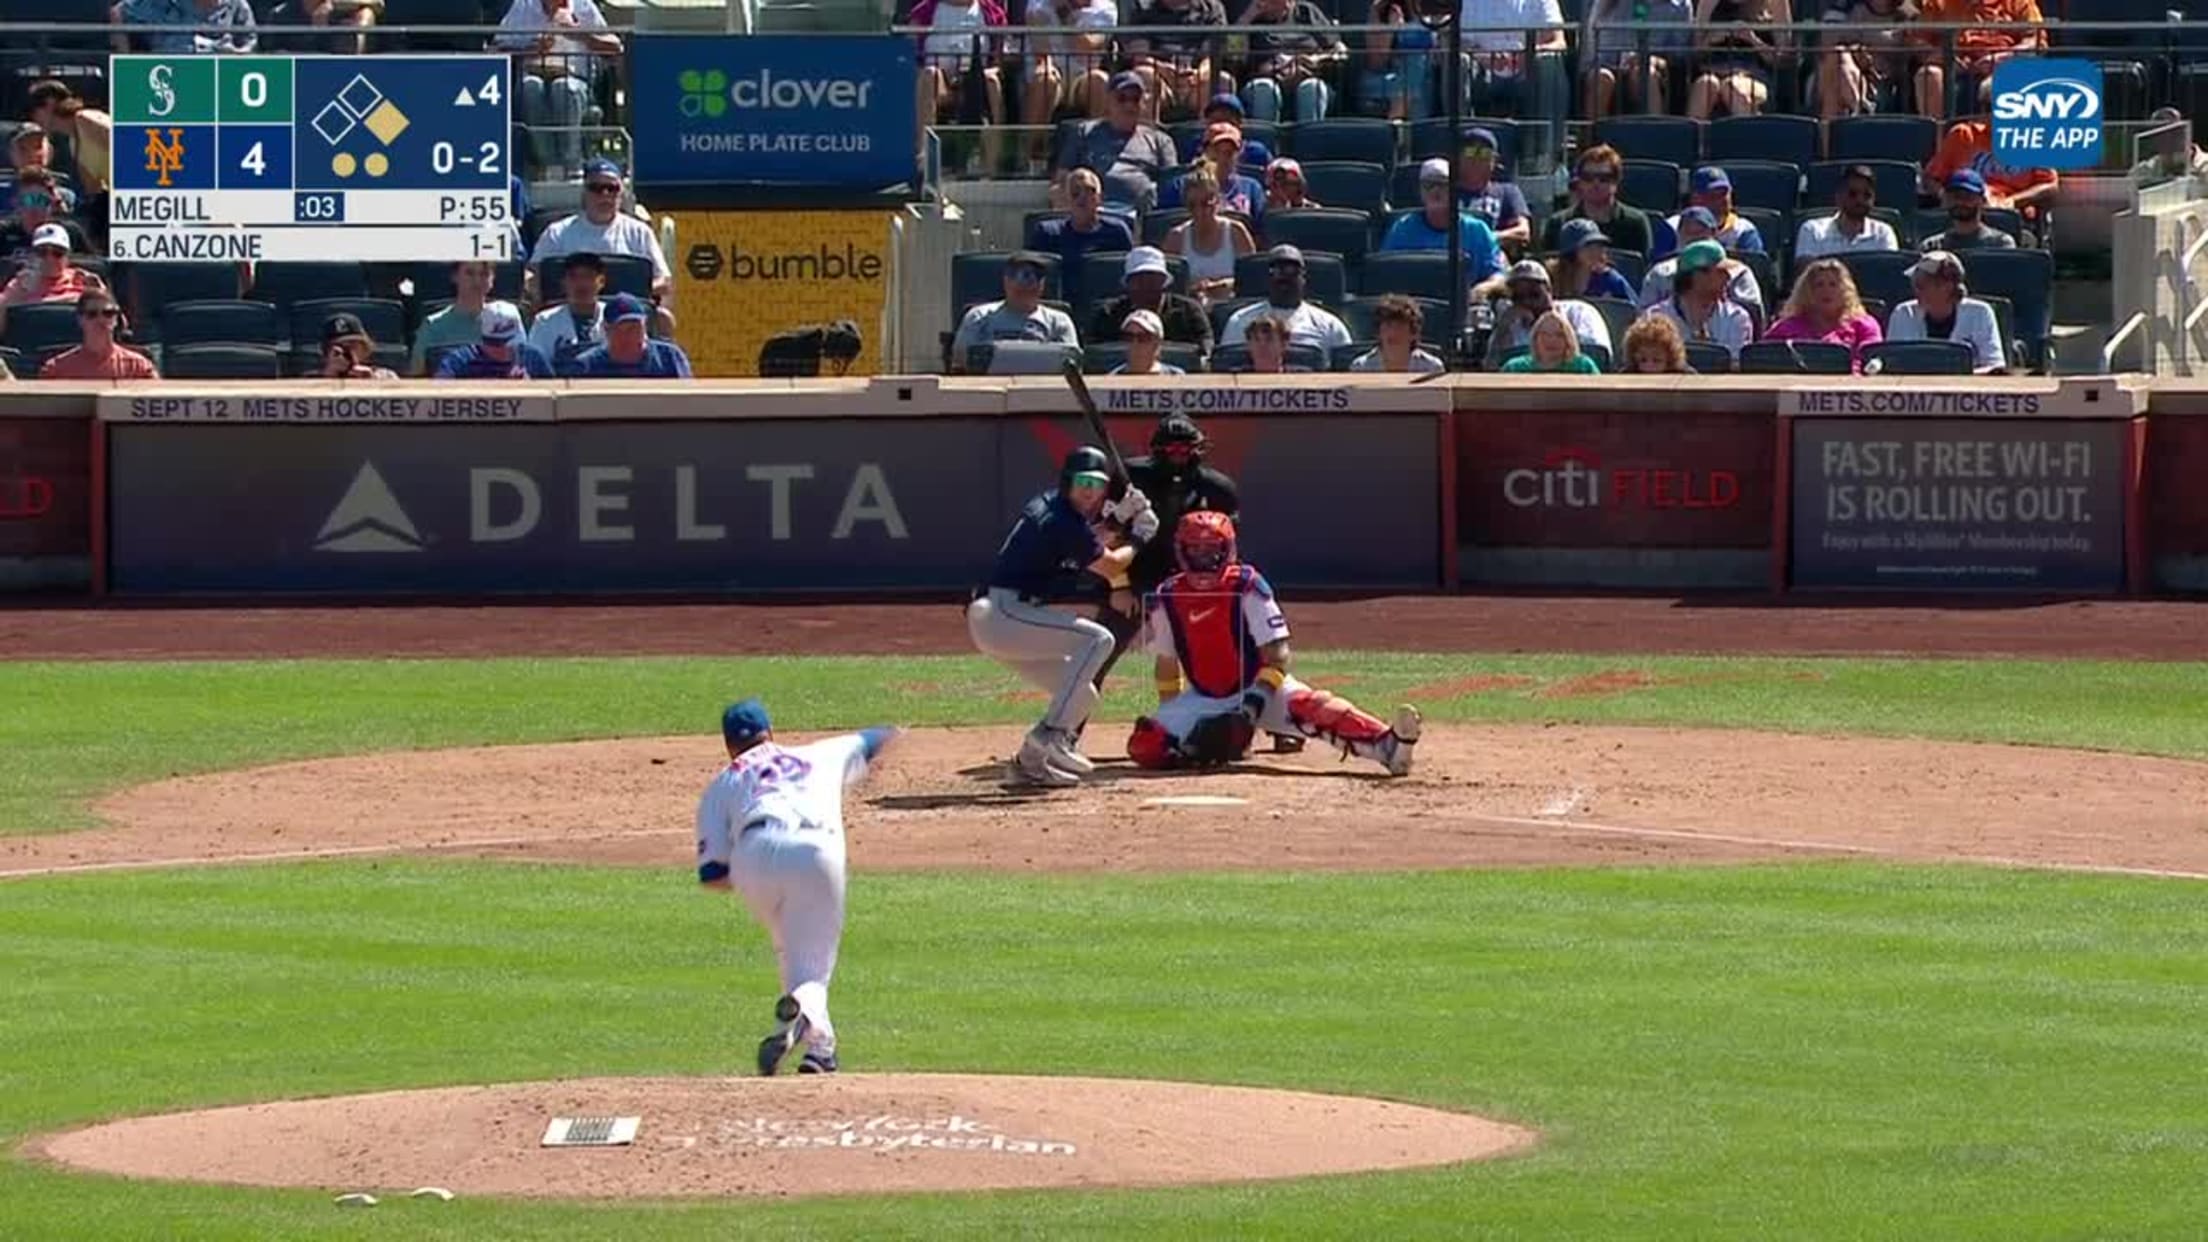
left=1142, top=795, right=1249, bottom=808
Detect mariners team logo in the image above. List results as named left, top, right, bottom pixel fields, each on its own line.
left=147, top=63, right=177, bottom=117
left=315, top=462, right=426, bottom=553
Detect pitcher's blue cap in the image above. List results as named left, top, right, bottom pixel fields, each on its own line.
left=722, top=699, right=771, bottom=746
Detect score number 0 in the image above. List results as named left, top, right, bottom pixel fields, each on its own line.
left=229, top=72, right=507, bottom=181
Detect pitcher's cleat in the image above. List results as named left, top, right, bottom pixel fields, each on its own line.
left=756, top=994, right=809, bottom=1076
left=1384, top=704, right=1422, bottom=777
left=798, top=1050, right=839, bottom=1075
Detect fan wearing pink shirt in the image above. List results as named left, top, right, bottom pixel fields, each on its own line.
left=1761, top=258, right=1883, bottom=373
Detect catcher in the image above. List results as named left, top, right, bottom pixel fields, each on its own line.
left=1127, top=511, right=1421, bottom=776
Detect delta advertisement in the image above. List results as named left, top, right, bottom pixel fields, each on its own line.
left=628, top=35, right=919, bottom=192
left=1455, top=409, right=1775, bottom=588
left=104, top=413, right=1441, bottom=594
left=1789, top=417, right=2129, bottom=591
left=671, top=210, right=891, bottom=377
left=0, top=415, right=91, bottom=590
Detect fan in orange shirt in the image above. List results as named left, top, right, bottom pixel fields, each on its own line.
left=1912, top=0, right=2043, bottom=116
left=1924, top=119, right=2058, bottom=218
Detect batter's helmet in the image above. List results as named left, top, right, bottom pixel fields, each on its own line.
left=1175, top=510, right=1238, bottom=576
left=1060, top=445, right=1114, bottom=492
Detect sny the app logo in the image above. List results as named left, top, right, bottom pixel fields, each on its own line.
left=147, top=64, right=176, bottom=118
left=142, top=128, right=185, bottom=188
left=1990, top=58, right=2102, bottom=171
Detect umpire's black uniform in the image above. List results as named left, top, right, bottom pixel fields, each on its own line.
left=1093, top=415, right=1239, bottom=686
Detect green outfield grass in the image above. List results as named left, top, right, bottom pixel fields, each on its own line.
left=4, top=655, right=2207, bottom=1239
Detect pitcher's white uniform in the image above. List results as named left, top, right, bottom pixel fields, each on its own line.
left=697, top=733, right=875, bottom=1061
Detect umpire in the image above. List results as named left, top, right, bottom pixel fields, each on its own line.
left=1093, top=413, right=1241, bottom=687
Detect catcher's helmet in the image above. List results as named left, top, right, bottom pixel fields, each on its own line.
left=1060, top=445, right=1113, bottom=492
left=1175, top=510, right=1238, bottom=576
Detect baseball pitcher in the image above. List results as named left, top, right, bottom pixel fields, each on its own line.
left=696, top=698, right=902, bottom=1076
left=968, top=446, right=1159, bottom=786
left=1126, top=512, right=1421, bottom=776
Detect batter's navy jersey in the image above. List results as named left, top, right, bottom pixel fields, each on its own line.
left=988, top=490, right=1106, bottom=598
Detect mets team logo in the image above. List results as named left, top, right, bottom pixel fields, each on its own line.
left=141, top=128, right=185, bottom=188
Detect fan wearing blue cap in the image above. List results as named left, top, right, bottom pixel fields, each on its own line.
left=431, top=303, right=557, bottom=380
left=1670, top=166, right=1764, bottom=255
left=696, top=697, right=904, bottom=1077
left=1552, top=218, right=1636, bottom=303
left=562, top=294, right=694, bottom=378
left=528, top=159, right=675, bottom=327
left=1920, top=168, right=2017, bottom=253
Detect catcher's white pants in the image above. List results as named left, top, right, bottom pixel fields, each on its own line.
left=1152, top=674, right=1310, bottom=738
left=729, top=822, right=846, bottom=1057
left=966, top=588, right=1114, bottom=733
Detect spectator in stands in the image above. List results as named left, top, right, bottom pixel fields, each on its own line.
left=1221, top=244, right=1352, bottom=351
left=1680, top=167, right=1764, bottom=253
left=1481, top=260, right=1613, bottom=368
left=1623, top=313, right=1692, bottom=372
left=39, top=290, right=155, bottom=380
left=531, top=159, right=674, bottom=325
left=1112, top=309, right=1187, bottom=374
left=1089, top=246, right=1214, bottom=350
left=1028, top=170, right=1136, bottom=309
left=411, top=260, right=524, bottom=376
left=1355, top=0, right=1439, bottom=120
left=1551, top=218, right=1636, bottom=302
left=2132, top=107, right=2208, bottom=195
left=1, top=130, right=78, bottom=222
left=318, top=312, right=398, bottom=379
left=1795, top=164, right=1899, bottom=260
left=1265, top=158, right=1319, bottom=209
left=1501, top=309, right=1603, bottom=373
left=1164, top=124, right=1267, bottom=221
left=495, top=0, right=620, bottom=175
left=1924, top=119, right=2056, bottom=219
left=27, top=81, right=112, bottom=201
left=1349, top=293, right=1445, bottom=372
left=1162, top=165, right=1256, bottom=305
left=1454, top=128, right=1530, bottom=250
left=1540, top=145, right=1654, bottom=258
left=1237, top=311, right=1302, bottom=371
left=1586, top=0, right=1692, bottom=118
left=1022, top=0, right=1117, bottom=172
left=528, top=250, right=607, bottom=372
left=1911, top=0, right=2040, bottom=118
left=270, top=0, right=382, bottom=55
left=0, top=224, right=105, bottom=336
left=435, top=306, right=556, bottom=379
left=113, top=0, right=258, bottom=53
left=1639, top=206, right=1765, bottom=317
left=1920, top=169, right=2015, bottom=252
left=1383, top=158, right=1505, bottom=283
left=1815, top=0, right=1913, bottom=119
left=912, top=0, right=1008, bottom=173
left=0, top=171, right=90, bottom=262
left=1457, top=0, right=1568, bottom=136
left=1056, top=72, right=1180, bottom=212
left=949, top=250, right=1081, bottom=370
left=1177, top=94, right=1250, bottom=159
left=1687, top=0, right=1786, bottom=120
left=1886, top=249, right=2006, bottom=373
left=1763, top=257, right=1883, bottom=371
left=1238, top=0, right=1346, bottom=122
left=1646, top=240, right=1755, bottom=360
left=1125, top=0, right=1232, bottom=123
left=566, top=295, right=694, bottom=377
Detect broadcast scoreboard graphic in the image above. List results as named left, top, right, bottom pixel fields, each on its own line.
left=111, top=55, right=512, bottom=263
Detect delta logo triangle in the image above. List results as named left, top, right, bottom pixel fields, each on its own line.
left=314, top=462, right=425, bottom=554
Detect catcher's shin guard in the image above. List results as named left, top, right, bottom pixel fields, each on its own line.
left=1284, top=688, right=1397, bottom=765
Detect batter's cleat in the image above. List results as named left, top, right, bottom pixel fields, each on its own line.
left=1269, top=732, right=1307, bottom=754
left=1383, top=704, right=1423, bottom=777
left=798, top=1050, right=839, bottom=1075
left=757, top=994, right=809, bottom=1077
left=1013, top=735, right=1082, bottom=787
left=1045, top=728, right=1096, bottom=776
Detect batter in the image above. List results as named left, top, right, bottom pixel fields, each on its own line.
left=695, top=698, right=901, bottom=1076
left=968, top=446, right=1159, bottom=785
left=1128, top=512, right=1421, bottom=775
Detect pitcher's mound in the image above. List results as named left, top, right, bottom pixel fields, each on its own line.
left=33, top=1074, right=1535, bottom=1200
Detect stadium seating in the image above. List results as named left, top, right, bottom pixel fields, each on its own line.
left=1358, top=251, right=1454, bottom=301
left=1827, top=115, right=1940, bottom=166
left=288, top=297, right=409, bottom=362
left=966, top=340, right=1080, bottom=375
left=1835, top=252, right=1917, bottom=314
left=1962, top=248, right=2055, bottom=369
left=1081, top=340, right=1205, bottom=374
left=161, top=343, right=285, bottom=379
left=1729, top=248, right=1780, bottom=313
left=1707, top=115, right=1820, bottom=169
left=536, top=254, right=655, bottom=299
left=1585, top=297, right=1640, bottom=352
left=1593, top=116, right=1702, bottom=168
left=1264, top=208, right=1374, bottom=263
left=1606, top=249, right=1649, bottom=290
left=1211, top=341, right=1328, bottom=372
left=1234, top=251, right=1350, bottom=306
left=1408, top=117, right=1523, bottom=166
left=1719, top=161, right=1804, bottom=214
left=2, top=302, right=77, bottom=356
left=1738, top=339, right=1852, bottom=374
left=1806, top=160, right=1921, bottom=213
left=1337, top=295, right=1448, bottom=345
left=1684, top=342, right=1732, bottom=374
left=124, top=265, right=246, bottom=337
left=1863, top=340, right=1976, bottom=375
left=247, top=262, right=368, bottom=310
left=1209, top=296, right=1266, bottom=341
left=1284, top=118, right=1394, bottom=164
left=1299, top=161, right=1390, bottom=221
left=159, top=300, right=284, bottom=349
left=1620, top=160, right=1683, bottom=213
left=403, top=261, right=526, bottom=308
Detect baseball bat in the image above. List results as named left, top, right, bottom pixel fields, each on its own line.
left=1060, top=357, right=1129, bottom=490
